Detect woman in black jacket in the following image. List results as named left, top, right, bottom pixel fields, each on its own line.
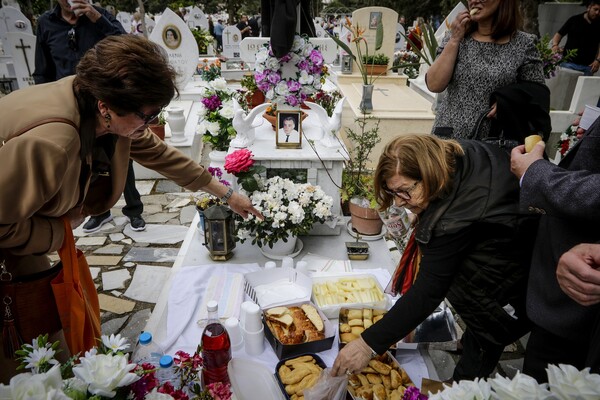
left=332, top=135, right=536, bottom=381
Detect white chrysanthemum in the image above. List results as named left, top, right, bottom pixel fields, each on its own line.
left=291, top=36, right=304, bottom=52
left=298, top=70, right=314, bottom=85
left=145, top=388, right=175, bottom=400
left=196, top=121, right=208, bottom=135
left=489, top=372, right=552, bottom=400
left=206, top=121, right=221, bottom=136
left=547, top=364, right=600, bottom=400
left=219, top=101, right=235, bottom=119
left=428, top=378, right=492, bottom=400
left=101, top=334, right=130, bottom=354
left=274, top=81, right=290, bottom=96
left=210, top=77, right=228, bottom=91
left=23, top=346, right=59, bottom=373
left=0, top=365, right=67, bottom=400
left=73, top=353, right=139, bottom=398
left=255, top=48, right=268, bottom=63
left=266, top=57, right=280, bottom=70
left=197, top=105, right=207, bottom=118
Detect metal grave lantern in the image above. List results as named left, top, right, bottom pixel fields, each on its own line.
left=341, top=54, right=353, bottom=74
left=203, top=205, right=236, bottom=260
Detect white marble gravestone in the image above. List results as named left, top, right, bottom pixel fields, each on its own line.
left=145, top=16, right=156, bottom=35
left=116, top=11, right=132, bottom=31
left=149, top=8, right=198, bottom=91
left=1, top=0, right=19, bottom=9
left=314, top=23, right=327, bottom=38
left=351, top=7, right=398, bottom=70
left=5, top=31, right=35, bottom=89
left=0, top=6, right=32, bottom=56
left=394, top=23, right=406, bottom=51
left=239, top=36, right=337, bottom=66
left=222, top=25, right=242, bottom=59
left=187, top=6, right=207, bottom=31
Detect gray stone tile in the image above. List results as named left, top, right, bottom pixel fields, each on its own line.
left=101, top=315, right=128, bottom=336
left=101, top=269, right=131, bottom=291
left=111, top=290, right=122, bottom=297
left=166, top=197, right=191, bottom=209
left=98, top=294, right=135, bottom=314
left=123, top=247, right=179, bottom=263
left=119, top=308, right=152, bottom=349
left=124, top=262, right=136, bottom=268
left=156, top=180, right=182, bottom=193
left=145, top=213, right=179, bottom=223
left=124, top=224, right=188, bottom=244
left=136, top=180, right=156, bottom=195
left=87, top=255, right=122, bottom=266
left=90, top=267, right=101, bottom=280
left=109, top=233, right=125, bottom=242
left=122, top=239, right=133, bottom=245
left=142, top=204, right=163, bottom=214
left=94, top=244, right=125, bottom=255
left=180, top=205, right=197, bottom=224
left=425, top=348, right=457, bottom=382
left=142, top=194, right=169, bottom=205
left=124, top=265, right=171, bottom=303
left=77, top=236, right=108, bottom=246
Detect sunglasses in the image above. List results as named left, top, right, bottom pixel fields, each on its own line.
left=383, top=180, right=420, bottom=201
left=67, top=28, right=77, bottom=51
left=133, top=109, right=162, bottom=125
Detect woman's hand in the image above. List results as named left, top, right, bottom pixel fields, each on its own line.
left=227, top=191, right=263, bottom=220
left=331, top=336, right=374, bottom=377
left=449, top=10, right=471, bottom=41
left=486, top=102, right=497, bottom=119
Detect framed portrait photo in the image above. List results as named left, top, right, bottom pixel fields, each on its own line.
left=369, top=12, right=382, bottom=29
left=276, top=111, right=302, bottom=149
left=163, top=25, right=182, bottom=49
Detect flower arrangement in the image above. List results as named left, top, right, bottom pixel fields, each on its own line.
left=393, top=50, right=420, bottom=79
left=192, top=28, right=214, bottom=55
left=196, top=78, right=236, bottom=151
left=556, top=123, right=579, bottom=157
left=328, top=17, right=386, bottom=85
left=254, top=34, right=328, bottom=107
left=197, top=58, right=222, bottom=82
left=235, top=176, right=333, bottom=248
left=310, top=89, right=343, bottom=117
left=2, top=334, right=232, bottom=400
left=536, top=34, right=577, bottom=79
left=224, top=149, right=266, bottom=192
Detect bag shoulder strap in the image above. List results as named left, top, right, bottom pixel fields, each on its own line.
left=2, top=117, right=77, bottom=147
left=468, top=107, right=499, bottom=141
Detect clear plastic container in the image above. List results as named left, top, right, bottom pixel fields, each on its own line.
left=157, top=354, right=177, bottom=385
left=132, top=331, right=164, bottom=367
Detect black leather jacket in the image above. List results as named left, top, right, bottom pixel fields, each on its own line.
left=363, top=140, right=536, bottom=352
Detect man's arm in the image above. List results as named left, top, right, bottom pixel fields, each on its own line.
left=32, top=20, right=55, bottom=84
left=551, top=32, right=563, bottom=53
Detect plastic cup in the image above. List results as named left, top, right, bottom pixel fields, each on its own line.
left=242, top=302, right=262, bottom=333
left=225, top=317, right=243, bottom=350
left=281, top=256, right=294, bottom=270
left=242, top=325, right=265, bottom=356
left=264, top=261, right=276, bottom=269
left=239, top=301, right=256, bottom=331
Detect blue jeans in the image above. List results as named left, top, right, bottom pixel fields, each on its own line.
left=561, top=62, right=593, bottom=76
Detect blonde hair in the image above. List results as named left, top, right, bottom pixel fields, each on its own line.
left=374, top=135, right=464, bottom=210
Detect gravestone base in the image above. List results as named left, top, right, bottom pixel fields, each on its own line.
left=333, top=70, right=436, bottom=169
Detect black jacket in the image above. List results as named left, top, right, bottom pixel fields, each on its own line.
left=362, top=141, right=536, bottom=352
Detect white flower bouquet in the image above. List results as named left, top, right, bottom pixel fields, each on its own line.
left=196, top=77, right=237, bottom=152
left=235, top=176, right=333, bottom=248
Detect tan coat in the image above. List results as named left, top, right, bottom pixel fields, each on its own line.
left=0, top=76, right=212, bottom=259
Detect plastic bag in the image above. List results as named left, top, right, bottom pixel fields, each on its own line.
left=303, top=368, right=348, bottom=400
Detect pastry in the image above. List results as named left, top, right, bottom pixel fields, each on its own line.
left=525, top=134, right=543, bottom=153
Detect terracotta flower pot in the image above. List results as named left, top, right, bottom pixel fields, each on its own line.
left=363, top=64, right=388, bottom=76
left=348, top=201, right=383, bottom=236
left=247, top=91, right=266, bottom=108
left=148, top=124, right=165, bottom=140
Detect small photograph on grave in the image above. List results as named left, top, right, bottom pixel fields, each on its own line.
left=369, top=12, right=382, bottom=29
left=162, top=25, right=181, bottom=49
left=276, top=111, right=302, bottom=149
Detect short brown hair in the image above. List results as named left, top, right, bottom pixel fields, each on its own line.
left=468, top=0, right=522, bottom=40
left=374, top=135, right=464, bottom=210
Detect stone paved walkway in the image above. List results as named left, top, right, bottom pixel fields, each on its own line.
left=55, top=178, right=526, bottom=382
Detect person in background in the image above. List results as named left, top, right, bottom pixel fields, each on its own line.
left=236, top=15, right=252, bottom=39
left=249, top=13, right=260, bottom=37
left=0, top=35, right=261, bottom=383
left=332, top=135, right=536, bottom=381
left=214, top=18, right=224, bottom=51
left=131, top=11, right=143, bottom=35
left=550, top=0, right=600, bottom=76
left=510, top=116, right=600, bottom=382
left=426, top=0, right=544, bottom=139
left=34, top=0, right=148, bottom=233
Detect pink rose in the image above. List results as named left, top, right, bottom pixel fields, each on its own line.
left=224, top=149, right=254, bottom=174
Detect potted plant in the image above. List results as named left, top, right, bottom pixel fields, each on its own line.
left=362, top=53, right=389, bottom=75
left=148, top=110, right=166, bottom=140
left=340, top=114, right=383, bottom=235
left=240, top=73, right=265, bottom=108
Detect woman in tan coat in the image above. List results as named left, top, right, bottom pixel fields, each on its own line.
left=0, top=35, right=260, bottom=382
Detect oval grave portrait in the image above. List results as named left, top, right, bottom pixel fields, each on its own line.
left=163, top=25, right=182, bottom=50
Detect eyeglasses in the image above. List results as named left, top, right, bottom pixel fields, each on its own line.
left=133, top=109, right=162, bottom=125
left=67, top=28, right=77, bottom=51
left=383, top=180, right=420, bottom=201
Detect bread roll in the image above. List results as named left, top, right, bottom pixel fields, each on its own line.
left=525, top=134, right=543, bottom=153
left=470, top=8, right=478, bottom=16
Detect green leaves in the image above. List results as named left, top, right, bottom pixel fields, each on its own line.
left=375, top=20, right=383, bottom=51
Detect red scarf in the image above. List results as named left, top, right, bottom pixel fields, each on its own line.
left=390, top=231, right=421, bottom=296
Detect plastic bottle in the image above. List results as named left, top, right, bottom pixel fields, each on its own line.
left=157, top=354, right=177, bottom=386
left=132, top=331, right=164, bottom=368
left=201, top=300, right=232, bottom=385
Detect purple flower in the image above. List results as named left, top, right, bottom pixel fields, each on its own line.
left=287, top=80, right=302, bottom=92
left=254, top=71, right=266, bottom=83
left=297, top=59, right=309, bottom=71
left=286, top=95, right=299, bottom=107
left=267, top=72, right=281, bottom=85
left=309, top=50, right=323, bottom=65
left=279, top=53, right=292, bottom=63
left=201, top=95, right=222, bottom=111
left=208, top=166, right=223, bottom=178
left=402, top=386, right=427, bottom=400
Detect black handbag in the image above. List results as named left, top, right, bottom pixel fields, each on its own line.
left=469, top=107, right=519, bottom=153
